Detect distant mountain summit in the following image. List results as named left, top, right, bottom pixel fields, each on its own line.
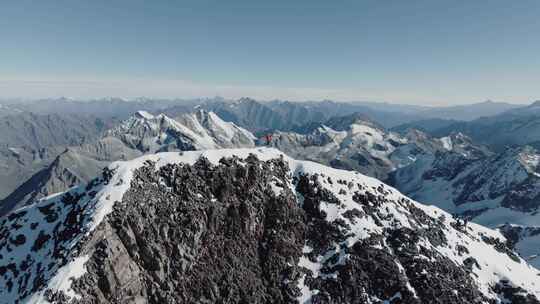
left=416, top=100, right=522, bottom=121
left=428, top=100, right=540, bottom=151
left=106, top=110, right=255, bottom=152
left=264, top=115, right=488, bottom=180
left=186, top=97, right=430, bottom=132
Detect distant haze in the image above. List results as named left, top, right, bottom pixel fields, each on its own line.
left=1, top=1, right=540, bottom=105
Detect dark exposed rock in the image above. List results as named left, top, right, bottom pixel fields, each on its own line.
left=32, top=230, right=51, bottom=252
left=10, top=234, right=26, bottom=246
left=295, top=172, right=490, bottom=304
left=481, top=235, right=521, bottom=263
left=2, top=151, right=539, bottom=304
left=493, top=280, right=540, bottom=304
left=60, top=156, right=306, bottom=303
left=422, top=152, right=473, bottom=182
left=38, top=203, right=59, bottom=223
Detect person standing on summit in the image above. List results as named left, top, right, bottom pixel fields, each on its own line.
left=264, top=134, right=273, bottom=146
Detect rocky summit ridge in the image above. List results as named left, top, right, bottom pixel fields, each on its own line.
left=0, top=148, right=539, bottom=303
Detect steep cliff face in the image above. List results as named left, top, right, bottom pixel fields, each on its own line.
left=1, top=149, right=540, bottom=304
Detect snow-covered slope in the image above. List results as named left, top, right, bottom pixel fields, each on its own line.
left=391, top=145, right=540, bottom=268
left=1, top=148, right=539, bottom=303
left=106, top=110, right=255, bottom=152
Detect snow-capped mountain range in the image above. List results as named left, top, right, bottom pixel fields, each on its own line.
left=5, top=109, right=540, bottom=277
left=106, top=110, right=255, bottom=152
left=0, top=110, right=256, bottom=216
left=264, top=116, right=489, bottom=180
left=2, top=148, right=540, bottom=303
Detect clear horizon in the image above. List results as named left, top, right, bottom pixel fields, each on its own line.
left=2, top=1, right=539, bottom=105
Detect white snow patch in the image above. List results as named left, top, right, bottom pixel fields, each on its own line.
left=135, top=110, right=155, bottom=119
left=29, top=255, right=90, bottom=304
left=440, top=136, right=453, bottom=150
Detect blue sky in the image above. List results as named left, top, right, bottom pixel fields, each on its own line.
left=1, top=0, right=539, bottom=105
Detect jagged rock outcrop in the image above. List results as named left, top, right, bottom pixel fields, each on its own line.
left=70, top=156, right=305, bottom=303
left=1, top=148, right=539, bottom=303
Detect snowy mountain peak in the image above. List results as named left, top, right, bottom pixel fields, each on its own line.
left=106, top=110, right=255, bottom=153
left=134, top=110, right=155, bottom=120
left=436, top=132, right=490, bottom=160
left=324, top=112, right=380, bottom=132
left=517, top=146, right=540, bottom=174
left=2, top=148, right=540, bottom=303
left=447, top=131, right=474, bottom=144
